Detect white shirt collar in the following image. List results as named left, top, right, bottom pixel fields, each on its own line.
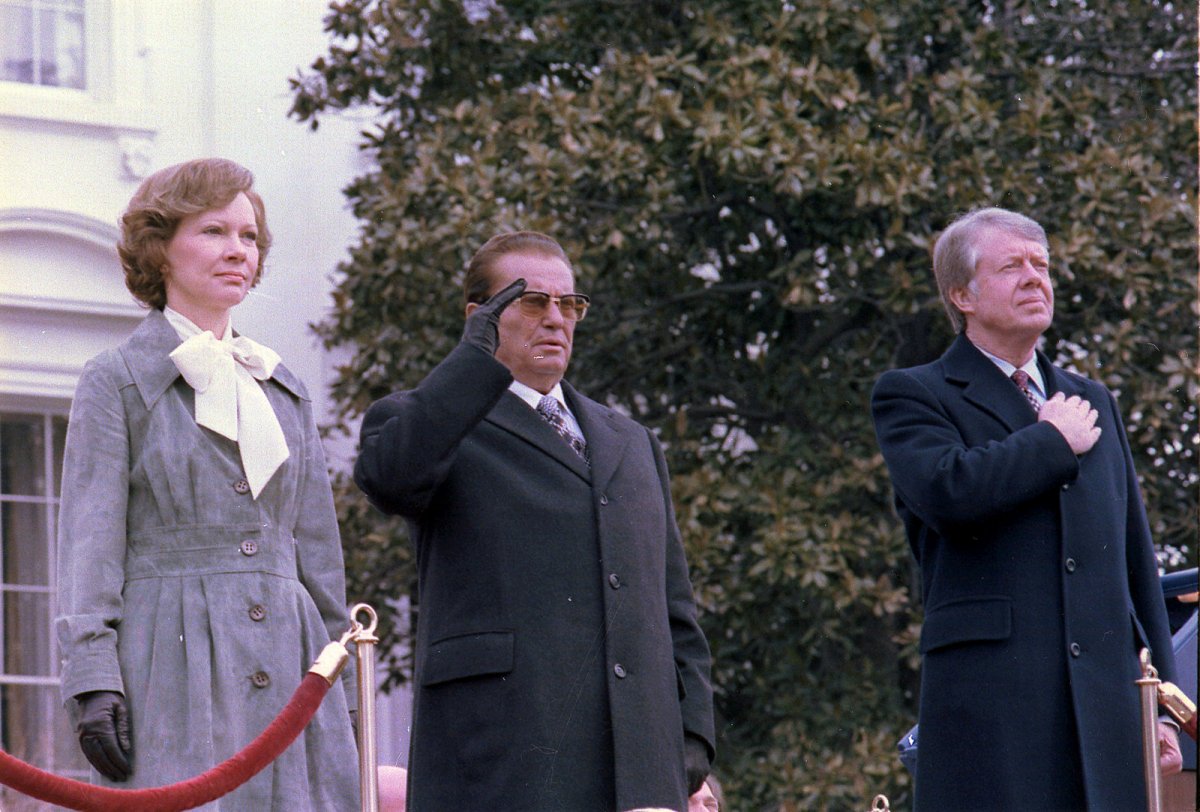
left=508, top=379, right=585, bottom=438
left=977, top=347, right=1046, bottom=398
left=509, top=379, right=567, bottom=411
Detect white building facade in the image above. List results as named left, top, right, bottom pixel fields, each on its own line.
left=0, top=1, right=408, bottom=805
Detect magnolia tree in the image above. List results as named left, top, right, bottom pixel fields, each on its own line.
left=292, top=1, right=1197, bottom=807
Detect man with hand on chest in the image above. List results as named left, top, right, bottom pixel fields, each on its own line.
left=355, top=231, right=715, bottom=811
left=871, top=207, right=1181, bottom=810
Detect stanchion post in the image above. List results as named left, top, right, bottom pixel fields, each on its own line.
left=1136, top=648, right=1162, bottom=812
left=351, top=603, right=381, bottom=812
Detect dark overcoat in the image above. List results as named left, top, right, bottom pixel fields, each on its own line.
left=871, top=335, right=1176, bottom=811
left=355, top=342, right=716, bottom=812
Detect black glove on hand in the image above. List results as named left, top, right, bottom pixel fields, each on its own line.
left=75, top=690, right=132, bottom=782
left=683, top=733, right=711, bottom=796
left=461, top=278, right=526, bottom=355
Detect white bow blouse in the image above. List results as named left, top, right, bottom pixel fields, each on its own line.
left=164, top=307, right=289, bottom=498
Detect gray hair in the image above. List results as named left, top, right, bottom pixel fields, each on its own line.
left=932, top=207, right=1048, bottom=333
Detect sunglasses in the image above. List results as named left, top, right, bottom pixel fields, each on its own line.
left=515, top=291, right=591, bottom=322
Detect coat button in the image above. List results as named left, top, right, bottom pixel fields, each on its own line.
left=1062, top=483, right=1070, bottom=491
left=608, top=573, right=621, bottom=589
left=239, top=539, right=258, bottom=556
left=613, top=663, right=627, bottom=678
left=234, top=478, right=251, bottom=494
left=1069, top=642, right=1081, bottom=657
left=251, top=671, right=270, bottom=688
left=249, top=604, right=267, bottom=622
left=1064, top=558, right=1077, bottom=573
left=599, top=494, right=609, bottom=506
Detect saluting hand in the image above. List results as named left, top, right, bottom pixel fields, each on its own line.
left=462, top=278, right=526, bottom=355
left=1038, top=392, right=1101, bottom=455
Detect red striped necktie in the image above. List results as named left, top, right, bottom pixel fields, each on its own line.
left=1011, top=370, right=1041, bottom=412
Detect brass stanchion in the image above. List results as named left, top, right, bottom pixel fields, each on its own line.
left=350, top=603, right=381, bottom=812
left=1158, top=679, right=1198, bottom=742
left=1136, top=648, right=1162, bottom=812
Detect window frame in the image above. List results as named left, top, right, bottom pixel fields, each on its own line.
left=0, top=0, right=88, bottom=90
left=0, top=402, right=89, bottom=788
left=0, top=0, right=154, bottom=133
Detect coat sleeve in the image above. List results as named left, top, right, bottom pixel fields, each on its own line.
left=870, top=367, right=1080, bottom=533
left=354, top=342, right=512, bottom=517
left=1109, top=390, right=1177, bottom=685
left=651, top=429, right=717, bottom=757
left=55, top=354, right=130, bottom=702
left=290, top=390, right=358, bottom=705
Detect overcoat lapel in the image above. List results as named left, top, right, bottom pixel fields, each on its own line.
left=486, top=390, right=592, bottom=481
left=120, top=309, right=185, bottom=410
left=1038, top=352, right=1087, bottom=401
left=564, top=381, right=631, bottom=497
left=942, top=334, right=1036, bottom=433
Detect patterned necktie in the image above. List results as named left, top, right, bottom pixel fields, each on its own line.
left=536, top=395, right=589, bottom=464
left=1011, top=370, right=1041, bottom=412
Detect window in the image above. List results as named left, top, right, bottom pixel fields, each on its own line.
left=0, top=0, right=86, bottom=89
left=0, top=408, right=88, bottom=809
left=0, top=0, right=153, bottom=137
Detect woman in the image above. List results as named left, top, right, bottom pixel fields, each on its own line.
left=55, top=158, right=359, bottom=809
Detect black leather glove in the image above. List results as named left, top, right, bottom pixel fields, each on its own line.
left=75, top=690, right=132, bottom=782
left=461, top=278, right=526, bottom=355
left=683, top=732, right=711, bottom=796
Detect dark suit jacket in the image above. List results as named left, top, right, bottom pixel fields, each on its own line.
left=872, top=334, right=1175, bottom=811
left=355, top=342, right=715, bottom=812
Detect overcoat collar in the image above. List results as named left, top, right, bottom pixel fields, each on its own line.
left=119, top=308, right=307, bottom=410
left=941, top=333, right=1085, bottom=432
left=483, top=379, right=632, bottom=491
left=564, top=380, right=631, bottom=495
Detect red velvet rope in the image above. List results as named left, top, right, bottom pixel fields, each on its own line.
left=0, top=672, right=330, bottom=811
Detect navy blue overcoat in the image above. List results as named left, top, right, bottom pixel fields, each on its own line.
left=872, top=335, right=1176, bottom=811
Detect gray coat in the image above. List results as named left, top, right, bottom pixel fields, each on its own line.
left=55, top=309, right=359, bottom=810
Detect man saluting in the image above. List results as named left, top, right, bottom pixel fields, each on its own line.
left=355, top=231, right=715, bottom=811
